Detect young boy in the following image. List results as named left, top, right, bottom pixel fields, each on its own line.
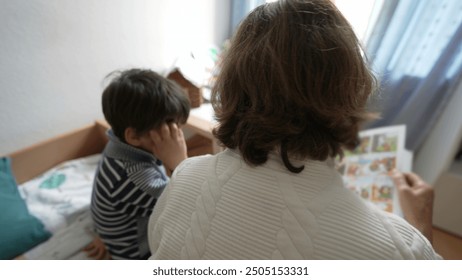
left=91, top=68, right=190, bottom=259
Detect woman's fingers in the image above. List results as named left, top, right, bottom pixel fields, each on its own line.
left=391, top=169, right=408, bottom=191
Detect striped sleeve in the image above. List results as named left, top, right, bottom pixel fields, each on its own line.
left=126, top=162, right=169, bottom=198
left=110, top=161, right=168, bottom=213
left=91, top=157, right=163, bottom=259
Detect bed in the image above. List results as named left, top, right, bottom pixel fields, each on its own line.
left=1, top=120, right=213, bottom=260
left=1, top=121, right=109, bottom=260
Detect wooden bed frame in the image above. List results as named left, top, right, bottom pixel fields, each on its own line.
left=8, top=119, right=213, bottom=184
left=9, top=121, right=109, bottom=185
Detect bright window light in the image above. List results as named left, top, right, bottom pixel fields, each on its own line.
left=265, top=0, right=382, bottom=44
left=334, top=0, right=383, bottom=44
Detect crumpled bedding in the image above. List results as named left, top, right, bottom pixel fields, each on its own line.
left=18, top=154, right=101, bottom=233
left=22, top=210, right=95, bottom=259
left=18, top=154, right=102, bottom=259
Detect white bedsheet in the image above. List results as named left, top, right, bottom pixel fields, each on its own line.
left=23, top=210, right=95, bottom=260
left=18, top=154, right=101, bottom=233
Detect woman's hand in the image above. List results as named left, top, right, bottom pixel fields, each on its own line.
left=150, top=123, right=187, bottom=172
left=391, top=169, right=434, bottom=243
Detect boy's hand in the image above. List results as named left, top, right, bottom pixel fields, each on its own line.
left=83, top=235, right=111, bottom=260
left=391, top=169, right=434, bottom=243
left=150, top=123, right=187, bottom=172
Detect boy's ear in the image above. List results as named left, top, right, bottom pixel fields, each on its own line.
left=124, top=127, right=142, bottom=147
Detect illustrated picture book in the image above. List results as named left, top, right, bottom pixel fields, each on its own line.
left=336, top=125, right=412, bottom=215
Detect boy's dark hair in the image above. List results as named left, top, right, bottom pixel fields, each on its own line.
left=211, top=0, right=377, bottom=173
left=102, top=69, right=190, bottom=141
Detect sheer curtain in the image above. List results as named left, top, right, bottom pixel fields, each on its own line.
left=365, top=0, right=462, bottom=152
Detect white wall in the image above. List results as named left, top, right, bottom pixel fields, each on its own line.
left=0, top=0, right=230, bottom=155
left=414, top=78, right=462, bottom=185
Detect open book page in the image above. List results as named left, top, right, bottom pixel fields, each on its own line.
left=336, top=125, right=412, bottom=216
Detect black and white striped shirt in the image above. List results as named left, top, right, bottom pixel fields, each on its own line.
left=91, top=130, right=168, bottom=259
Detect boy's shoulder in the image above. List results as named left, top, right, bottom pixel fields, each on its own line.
left=99, top=154, right=163, bottom=177
left=96, top=155, right=128, bottom=180
left=98, top=154, right=125, bottom=170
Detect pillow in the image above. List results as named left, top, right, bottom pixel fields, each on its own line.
left=0, top=157, right=51, bottom=259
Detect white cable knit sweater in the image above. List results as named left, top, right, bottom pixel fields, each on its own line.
left=148, top=149, right=440, bottom=259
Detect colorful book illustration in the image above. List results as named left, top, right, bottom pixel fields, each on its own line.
left=337, top=125, right=412, bottom=215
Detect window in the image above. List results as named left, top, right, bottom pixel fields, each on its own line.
left=265, top=0, right=381, bottom=44
left=334, top=0, right=383, bottom=44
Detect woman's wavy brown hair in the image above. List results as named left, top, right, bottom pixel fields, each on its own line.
left=212, top=0, right=377, bottom=173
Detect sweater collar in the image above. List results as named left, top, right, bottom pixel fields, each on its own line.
left=224, top=148, right=336, bottom=171
left=104, top=129, right=161, bottom=164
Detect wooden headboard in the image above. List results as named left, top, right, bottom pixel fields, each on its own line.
left=9, top=121, right=109, bottom=184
